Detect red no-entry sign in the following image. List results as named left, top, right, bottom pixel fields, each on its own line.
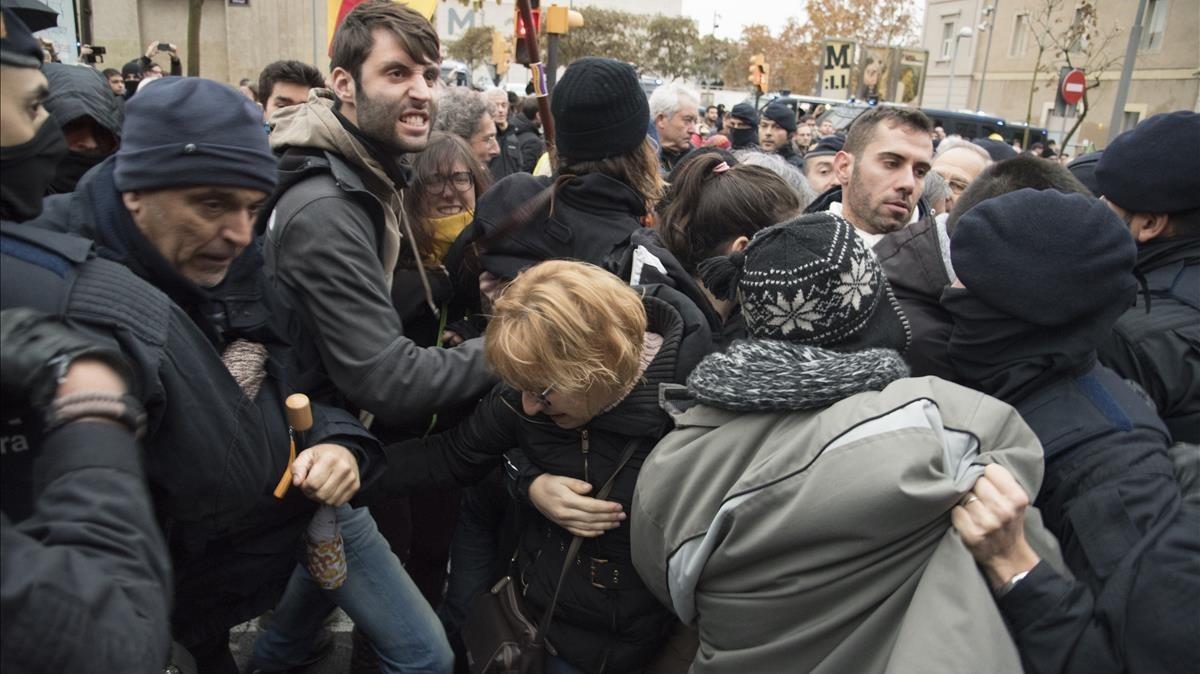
left=1061, top=69, right=1087, bottom=106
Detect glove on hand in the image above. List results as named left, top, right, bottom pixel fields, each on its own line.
left=0, top=307, right=133, bottom=412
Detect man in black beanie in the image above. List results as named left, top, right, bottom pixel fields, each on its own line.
left=724, top=102, right=760, bottom=150
left=759, top=101, right=804, bottom=169
left=942, top=187, right=1199, bottom=674
left=1093, top=110, right=1200, bottom=444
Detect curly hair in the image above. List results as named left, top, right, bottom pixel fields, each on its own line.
left=433, top=87, right=492, bottom=142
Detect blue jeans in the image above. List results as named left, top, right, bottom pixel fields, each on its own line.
left=438, top=477, right=509, bottom=637
left=251, top=504, right=453, bottom=673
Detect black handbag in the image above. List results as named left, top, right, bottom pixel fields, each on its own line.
left=463, top=438, right=643, bottom=674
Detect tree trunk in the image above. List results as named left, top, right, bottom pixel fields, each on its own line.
left=1062, top=92, right=1089, bottom=149
left=186, top=0, right=203, bottom=77
left=1023, top=45, right=1045, bottom=148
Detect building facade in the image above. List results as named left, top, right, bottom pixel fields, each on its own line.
left=922, top=0, right=1199, bottom=151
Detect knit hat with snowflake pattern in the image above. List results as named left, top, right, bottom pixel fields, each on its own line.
left=698, top=212, right=911, bottom=352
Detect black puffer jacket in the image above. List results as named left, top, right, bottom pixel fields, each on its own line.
left=25, top=159, right=383, bottom=645
left=1098, top=237, right=1199, bottom=443
left=376, top=287, right=712, bottom=674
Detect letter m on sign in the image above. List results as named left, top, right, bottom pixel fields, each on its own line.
left=448, top=8, right=476, bottom=36
left=826, top=42, right=850, bottom=70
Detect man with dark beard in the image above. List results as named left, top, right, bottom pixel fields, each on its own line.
left=259, top=2, right=492, bottom=666
left=805, top=106, right=935, bottom=249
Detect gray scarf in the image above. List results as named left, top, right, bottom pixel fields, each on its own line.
left=687, top=340, right=910, bottom=412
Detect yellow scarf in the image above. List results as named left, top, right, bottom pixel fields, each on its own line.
left=423, top=210, right=473, bottom=265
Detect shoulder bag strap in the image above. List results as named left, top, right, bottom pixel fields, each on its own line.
left=534, top=436, right=646, bottom=645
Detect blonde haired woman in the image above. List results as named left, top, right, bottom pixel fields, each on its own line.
left=373, top=260, right=710, bottom=674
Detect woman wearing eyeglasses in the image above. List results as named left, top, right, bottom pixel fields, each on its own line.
left=371, top=260, right=712, bottom=674
left=364, top=131, right=493, bottom=616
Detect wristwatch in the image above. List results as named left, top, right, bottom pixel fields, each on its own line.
left=994, top=569, right=1032, bottom=598
left=44, top=391, right=147, bottom=440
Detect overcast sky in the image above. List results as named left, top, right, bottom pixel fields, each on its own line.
left=679, top=0, right=926, bottom=41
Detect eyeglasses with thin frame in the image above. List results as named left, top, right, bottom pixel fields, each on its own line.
left=421, top=171, right=473, bottom=195
left=530, top=385, right=554, bottom=406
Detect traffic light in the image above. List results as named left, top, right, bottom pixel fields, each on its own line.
left=760, top=62, right=771, bottom=95
left=513, top=7, right=541, bottom=65
left=491, top=30, right=510, bottom=75
left=747, top=53, right=766, bottom=94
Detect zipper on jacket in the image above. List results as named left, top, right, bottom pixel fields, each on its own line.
left=581, top=429, right=590, bottom=483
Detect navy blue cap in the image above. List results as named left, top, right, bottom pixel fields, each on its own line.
left=729, top=102, right=759, bottom=126
left=1066, top=151, right=1103, bottom=198
left=1095, top=110, right=1200, bottom=213
left=804, top=133, right=845, bottom=159
left=761, top=102, right=796, bottom=133
left=114, top=77, right=277, bottom=195
left=951, top=188, right=1136, bottom=327
left=0, top=8, right=43, bottom=68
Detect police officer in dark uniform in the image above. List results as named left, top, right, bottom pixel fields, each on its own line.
left=1095, top=111, right=1200, bottom=447
left=0, top=8, right=173, bottom=672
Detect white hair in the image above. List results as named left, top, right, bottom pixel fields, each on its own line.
left=649, top=82, right=699, bottom=120
left=935, top=137, right=992, bottom=163
left=733, top=150, right=818, bottom=211
left=484, top=87, right=508, bottom=102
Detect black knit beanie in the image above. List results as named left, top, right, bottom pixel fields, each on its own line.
left=113, top=77, right=278, bottom=195
left=951, top=188, right=1137, bottom=327
left=699, top=212, right=910, bottom=352
left=551, top=58, right=649, bottom=161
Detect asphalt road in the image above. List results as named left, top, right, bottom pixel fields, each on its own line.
left=230, top=609, right=355, bottom=673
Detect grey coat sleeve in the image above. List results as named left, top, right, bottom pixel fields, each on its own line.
left=270, top=194, right=495, bottom=427
left=0, top=422, right=172, bottom=674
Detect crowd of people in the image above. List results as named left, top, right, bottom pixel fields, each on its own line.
left=1, top=2, right=1197, bottom=673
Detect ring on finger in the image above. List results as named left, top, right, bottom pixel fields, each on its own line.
left=961, top=494, right=981, bottom=507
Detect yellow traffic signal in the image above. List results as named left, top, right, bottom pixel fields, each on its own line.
left=760, top=62, right=770, bottom=94
left=747, top=53, right=766, bottom=93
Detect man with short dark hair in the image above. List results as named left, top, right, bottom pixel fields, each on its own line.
left=261, top=5, right=492, bottom=663
left=724, top=102, right=759, bottom=151
left=805, top=106, right=934, bottom=247
left=699, top=104, right=719, bottom=138
left=758, top=102, right=804, bottom=169
left=102, top=67, right=125, bottom=96
left=256, top=59, right=325, bottom=122
left=1094, top=111, right=1200, bottom=444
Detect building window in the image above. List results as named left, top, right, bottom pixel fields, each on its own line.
left=941, top=21, right=956, bottom=59
left=1140, top=0, right=1168, bottom=51
left=1123, top=110, right=1141, bottom=132
left=1009, top=14, right=1029, bottom=57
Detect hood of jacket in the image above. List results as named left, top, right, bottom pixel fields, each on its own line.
left=466, top=171, right=648, bottom=279
left=269, top=88, right=397, bottom=200
left=43, top=63, right=123, bottom=142
left=267, top=88, right=410, bottom=286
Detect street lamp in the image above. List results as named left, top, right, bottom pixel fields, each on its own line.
left=945, top=26, right=974, bottom=110
left=975, top=2, right=999, bottom=111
